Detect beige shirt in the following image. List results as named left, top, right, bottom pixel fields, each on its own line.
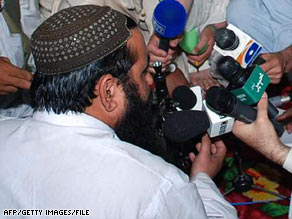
left=39, top=0, right=229, bottom=79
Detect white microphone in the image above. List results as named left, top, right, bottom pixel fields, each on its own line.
left=172, top=85, right=234, bottom=138
left=269, top=93, right=292, bottom=107
left=209, top=23, right=264, bottom=86
left=172, top=85, right=203, bottom=111
left=214, top=23, right=263, bottom=68
left=202, top=100, right=235, bottom=138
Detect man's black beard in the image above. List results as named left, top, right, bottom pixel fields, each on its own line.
left=114, top=82, right=166, bottom=157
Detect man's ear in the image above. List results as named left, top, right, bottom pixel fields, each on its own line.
left=97, top=74, right=119, bottom=112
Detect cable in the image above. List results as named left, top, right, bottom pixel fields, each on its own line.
left=230, top=199, right=284, bottom=206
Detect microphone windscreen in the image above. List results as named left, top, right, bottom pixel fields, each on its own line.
left=205, top=86, right=232, bottom=114
left=172, top=85, right=197, bottom=110
left=164, top=110, right=210, bottom=143
left=215, top=28, right=239, bottom=50
left=152, top=0, right=187, bottom=38
left=217, top=56, right=240, bottom=81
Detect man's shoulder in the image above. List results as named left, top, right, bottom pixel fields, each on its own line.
left=115, top=139, right=189, bottom=184
left=0, top=115, right=28, bottom=126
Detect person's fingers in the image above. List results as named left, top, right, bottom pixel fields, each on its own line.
left=191, top=52, right=209, bottom=65
left=150, top=47, right=167, bottom=57
left=189, top=152, right=196, bottom=162
left=260, top=54, right=273, bottom=72
left=277, top=113, right=287, bottom=121
left=5, top=76, right=32, bottom=90
left=195, top=142, right=202, bottom=152
left=193, top=38, right=207, bottom=55
left=147, top=67, right=156, bottom=75
left=149, top=56, right=169, bottom=67
left=12, top=69, right=33, bottom=81
left=201, top=78, right=211, bottom=91
left=0, top=62, right=33, bottom=87
left=277, top=109, right=292, bottom=121
left=259, top=53, right=270, bottom=60
left=268, top=75, right=281, bottom=84
left=188, top=57, right=199, bottom=67
left=200, top=134, right=211, bottom=154
left=213, top=140, right=227, bottom=157
left=257, top=92, right=269, bottom=120
left=169, top=38, right=180, bottom=47
left=191, top=80, right=199, bottom=87
left=165, top=58, right=172, bottom=66
left=188, top=57, right=194, bottom=64
left=0, top=85, right=18, bottom=93
left=148, top=42, right=167, bottom=57
left=211, top=144, right=217, bottom=155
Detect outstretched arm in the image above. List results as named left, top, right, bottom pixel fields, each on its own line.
left=232, top=93, right=290, bottom=166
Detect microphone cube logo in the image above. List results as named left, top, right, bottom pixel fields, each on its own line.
left=219, top=121, right=228, bottom=135
left=203, top=101, right=234, bottom=137
left=237, top=40, right=262, bottom=68
left=231, top=65, right=270, bottom=105
left=152, top=17, right=166, bottom=36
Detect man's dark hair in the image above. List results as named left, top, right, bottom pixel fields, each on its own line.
left=30, top=17, right=138, bottom=114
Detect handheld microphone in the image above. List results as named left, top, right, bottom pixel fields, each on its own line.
left=153, top=61, right=168, bottom=104
left=164, top=110, right=210, bottom=143
left=205, top=86, right=284, bottom=137
left=202, top=100, right=235, bottom=138
left=215, top=28, right=239, bottom=50
left=217, top=56, right=278, bottom=118
left=171, top=85, right=233, bottom=138
left=269, top=93, right=292, bottom=107
left=152, top=0, right=187, bottom=51
left=172, top=85, right=203, bottom=111
left=179, top=28, right=208, bottom=55
left=153, top=60, right=178, bottom=139
left=214, top=24, right=263, bottom=68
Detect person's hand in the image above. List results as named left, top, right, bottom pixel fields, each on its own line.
left=0, top=57, right=33, bottom=95
left=165, top=68, right=189, bottom=97
left=260, top=52, right=286, bottom=84
left=233, top=93, right=289, bottom=165
left=189, top=134, right=226, bottom=178
left=187, top=25, right=216, bottom=67
left=277, top=108, right=292, bottom=134
left=147, top=33, right=180, bottom=73
left=189, top=68, right=220, bottom=92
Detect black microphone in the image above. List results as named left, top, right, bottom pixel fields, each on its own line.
left=217, top=56, right=279, bottom=119
left=215, top=28, right=239, bottom=50
left=153, top=61, right=168, bottom=104
left=205, top=86, right=284, bottom=137
left=164, top=110, right=210, bottom=143
left=172, top=85, right=197, bottom=110
left=171, top=85, right=234, bottom=137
